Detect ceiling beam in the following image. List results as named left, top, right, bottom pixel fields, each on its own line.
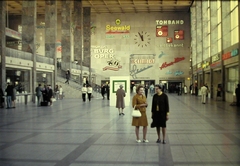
left=82, top=4, right=191, bottom=7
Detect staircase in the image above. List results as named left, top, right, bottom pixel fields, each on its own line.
left=56, top=75, right=82, bottom=99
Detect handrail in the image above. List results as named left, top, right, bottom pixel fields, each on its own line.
left=5, top=47, right=54, bottom=65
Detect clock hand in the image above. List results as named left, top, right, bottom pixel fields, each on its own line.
left=138, top=32, right=144, bottom=41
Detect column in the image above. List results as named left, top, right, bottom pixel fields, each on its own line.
left=73, top=0, right=82, bottom=65
left=83, top=7, right=91, bottom=83
left=0, top=1, right=6, bottom=90
left=45, top=0, right=57, bottom=87
left=73, top=0, right=82, bottom=83
left=238, top=2, right=240, bottom=82
left=22, top=0, right=37, bottom=102
left=61, top=0, right=71, bottom=71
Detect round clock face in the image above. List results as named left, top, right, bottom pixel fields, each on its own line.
left=134, top=31, right=151, bottom=47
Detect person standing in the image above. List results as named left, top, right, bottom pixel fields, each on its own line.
left=144, top=84, right=149, bottom=98
left=48, top=85, right=53, bottom=106
left=87, top=85, right=93, bottom=101
left=0, top=86, right=4, bottom=108
left=133, top=85, right=136, bottom=94
left=116, top=85, right=126, bottom=115
left=59, top=85, right=63, bottom=100
left=5, top=83, right=13, bottom=109
left=106, top=83, right=110, bottom=100
left=101, top=84, right=106, bottom=99
left=35, top=84, right=42, bottom=106
left=151, top=85, right=169, bottom=144
left=132, top=85, right=148, bottom=143
left=184, top=85, right=188, bottom=94
left=235, top=84, right=240, bottom=106
left=11, top=84, right=16, bottom=108
left=82, top=84, right=87, bottom=102
left=54, top=84, right=59, bottom=100
left=65, top=69, right=70, bottom=84
left=201, top=84, right=208, bottom=104
left=150, top=84, right=154, bottom=96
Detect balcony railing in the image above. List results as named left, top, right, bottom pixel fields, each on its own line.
left=6, top=47, right=54, bottom=65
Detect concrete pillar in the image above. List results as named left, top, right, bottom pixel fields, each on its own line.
left=0, top=1, right=6, bottom=90
left=73, top=0, right=82, bottom=65
left=22, top=0, right=37, bottom=102
left=83, top=7, right=91, bottom=84
left=45, top=0, right=57, bottom=87
left=238, top=2, right=240, bottom=82
left=73, top=0, right=82, bottom=83
left=61, top=0, right=72, bottom=71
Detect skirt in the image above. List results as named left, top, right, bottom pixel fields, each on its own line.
left=132, top=111, right=148, bottom=127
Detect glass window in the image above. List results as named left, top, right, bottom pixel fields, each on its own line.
left=6, top=69, right=30, bottom=93
left=227, top=66, right=239, bottom=93
left=231, top=5, right=239, bottom=45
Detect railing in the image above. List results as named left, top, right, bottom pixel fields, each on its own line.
left=6, top=47, right=32, bottom=60
left=5, top=47, right=54, bottom=65
left=36, top=54, right=54, bottom=65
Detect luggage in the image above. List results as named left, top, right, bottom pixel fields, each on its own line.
left=41, top=101, right=48, bottom=106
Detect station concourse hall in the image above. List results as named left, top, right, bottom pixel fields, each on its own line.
left=1, top=0, right=240, bottom=166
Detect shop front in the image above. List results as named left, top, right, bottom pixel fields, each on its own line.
left=222, top=48, right=239, bottom=103
left=210, top=54, right=222, bottom=100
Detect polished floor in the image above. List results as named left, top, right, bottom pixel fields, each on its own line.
left=0, top=93, right=240, bottom=166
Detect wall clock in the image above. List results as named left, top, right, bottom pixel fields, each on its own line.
left=134, top=31, right=151, bottom=47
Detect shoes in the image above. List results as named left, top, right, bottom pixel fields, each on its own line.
left=119, top=113, right=121, bottom=115
left=162, top=140, right=166, bottom=144
left=136, top=139, right=141, bottom=143
left=143, top=139, right=149, bottom=143
left=12, top=107, right=16, bottom=108
left=121, top=113, right=125, bottom=115
left=156, top=139, right=161, bottom=143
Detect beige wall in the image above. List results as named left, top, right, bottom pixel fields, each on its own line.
left=91, top=12, right=191, bottom=82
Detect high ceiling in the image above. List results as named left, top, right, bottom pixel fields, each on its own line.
left=6, top=0, right=195, bottom=15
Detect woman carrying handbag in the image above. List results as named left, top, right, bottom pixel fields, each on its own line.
left=132, top=85, right=148, bottom=143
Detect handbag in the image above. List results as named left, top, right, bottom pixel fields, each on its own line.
left=131, top=105, right=141, bottom=117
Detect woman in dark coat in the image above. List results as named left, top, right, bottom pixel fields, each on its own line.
left=235, top=84, right=240, bottom=106
left=151, top=85, right=169, bottom=144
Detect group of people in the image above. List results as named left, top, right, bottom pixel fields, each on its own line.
left=115, top=84, right=170, bottom=144
left=0, top=83, right=17, bottom=109
left=81, top=84, right=93, bottom=102
left=35, top=84, right=63, bottom=106
left=132, top=85, right=169, bottom=143
left=101, top=83, right=110, bottom=100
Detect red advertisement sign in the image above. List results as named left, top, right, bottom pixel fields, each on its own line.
left=174, top=30, right=184, bottom=40
left=222, top=52, right=231, bottom=60
left=166, top=37, right=173, bottom=43
left=156, top=26, right=168, bottom=37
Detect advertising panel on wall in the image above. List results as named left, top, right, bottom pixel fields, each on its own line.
left=91, top=13, right=190, bottom=84
left=210, top=54, right=222, bottom=70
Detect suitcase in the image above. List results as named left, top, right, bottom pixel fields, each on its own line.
left=41, top=101, right=48, bottom=106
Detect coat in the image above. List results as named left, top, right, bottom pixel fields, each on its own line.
left=132, top=94, right=148, bottom=126
left=116, top=88, right=125, bottom=108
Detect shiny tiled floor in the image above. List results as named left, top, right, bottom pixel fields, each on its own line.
left=0, top=93, right=240, bottom=166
